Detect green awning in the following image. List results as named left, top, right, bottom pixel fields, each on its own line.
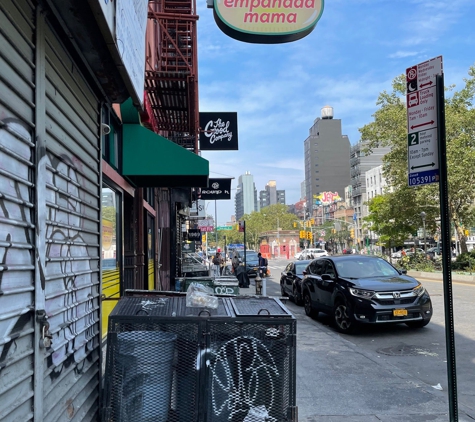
left=120, top=100, right=209, bottom=188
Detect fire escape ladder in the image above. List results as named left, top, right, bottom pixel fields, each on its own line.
left=146, top=0, right=199, bottom=152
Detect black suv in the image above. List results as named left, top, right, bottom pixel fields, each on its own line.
left=301, top=255, right=432, bottom=334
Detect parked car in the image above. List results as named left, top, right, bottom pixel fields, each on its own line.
left=207, top=248, right=217, bottom=258
left=301, top=255, right=432, bottom=334
left=298, top=248, right=328, bottom=260
left=241, top=250, right=260, bottom=277
left=280, top=260, right=312, bottom=305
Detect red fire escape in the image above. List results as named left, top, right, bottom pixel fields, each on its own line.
left=145, top=0, right=199, bottom=153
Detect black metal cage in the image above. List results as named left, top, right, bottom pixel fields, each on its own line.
left=102, top=295, right=297, bottom=421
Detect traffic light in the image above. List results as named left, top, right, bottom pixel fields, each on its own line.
left=350, top=228, right=355, bottom=238
left=306, top=231, right=312, bottom=240
left=310, top=218, right=315, bottom=225
left=300, top=230, right=305, bottom=239
left=293, top=222, right=297, bottom=228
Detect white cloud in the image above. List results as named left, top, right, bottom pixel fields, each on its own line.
left=388, top=51, right=419, bottom=59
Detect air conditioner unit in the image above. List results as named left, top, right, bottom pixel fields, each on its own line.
left=178, top=207, right=190, bottom=217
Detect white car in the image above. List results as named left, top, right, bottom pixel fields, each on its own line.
left=298, top=248, right=328, bottom=260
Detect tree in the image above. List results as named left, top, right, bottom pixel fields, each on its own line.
left=241, top=204, right=299, bottom=250
left=360, top=65, right=475, bottom=253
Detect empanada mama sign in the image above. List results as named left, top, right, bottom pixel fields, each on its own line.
left=213, top=0, right=324, bottom=43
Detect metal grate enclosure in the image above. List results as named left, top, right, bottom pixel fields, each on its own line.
left=102, top=295, right=297, bottom=421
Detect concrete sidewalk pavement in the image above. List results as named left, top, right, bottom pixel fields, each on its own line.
left=293, top=309, right=475, bottom=422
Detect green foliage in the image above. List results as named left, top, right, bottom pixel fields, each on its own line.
left=240, top=204, right=298, bottom=250
left=360, top=65, right=475, bottom=253
left=451, top=250, right=475, bottom=273
left=102, top=206, right=117, bottom=232
left=396, top=252, right=437, bottom=272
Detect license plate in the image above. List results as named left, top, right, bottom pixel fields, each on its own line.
left=393, top=309, right=408, bottom=317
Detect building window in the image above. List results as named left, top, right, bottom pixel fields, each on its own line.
left=102, top=106, right=121, bottom=171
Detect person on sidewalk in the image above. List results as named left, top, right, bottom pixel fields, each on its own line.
left=212, top=252, right=222, bottom=277
left=257, top=253, right=268, bottom=278
left=232, top=252, right=240, bottom=274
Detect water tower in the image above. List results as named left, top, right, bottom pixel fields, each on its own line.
left=321, top=105, right=333, bottom=119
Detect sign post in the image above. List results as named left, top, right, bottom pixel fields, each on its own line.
left=406, top=56, right=442, bottom=187
left=407, top=56, right=458, bottom=420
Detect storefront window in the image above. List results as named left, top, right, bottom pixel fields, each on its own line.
left=101, top=185, right=121, bottom=337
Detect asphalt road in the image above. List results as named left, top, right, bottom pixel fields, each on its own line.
left=264, top=257, right=475, bottom=421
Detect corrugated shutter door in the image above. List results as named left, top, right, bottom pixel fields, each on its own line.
left=41, top=20, right=102, bottom=422
left=0, top=1, right=37, bottom=421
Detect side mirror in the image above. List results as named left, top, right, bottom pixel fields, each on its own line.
left=400, top=269, right=407, bottom=274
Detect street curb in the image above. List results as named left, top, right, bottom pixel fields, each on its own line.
left=408, top=270, right=475, bottom=284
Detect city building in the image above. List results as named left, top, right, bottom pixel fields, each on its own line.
left=364, top=165, right=393, bottom=249
left=235, top=171, right=258, bottom=219
left=259, top=180, right=286, bottom=209
left=350, top=142, right=391, bottom=246
left=304, top=106, right=351, bottom=214
left=366, top=165, right=391, bottom=200
left=0, top=1, right=209, bottom=417
left=300, top=180, right=306, bottom=201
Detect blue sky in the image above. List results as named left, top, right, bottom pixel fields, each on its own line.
left=196, top=0, right=475, bottom=224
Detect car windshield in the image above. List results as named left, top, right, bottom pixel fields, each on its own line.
left=335, top=258, right=401, bottom=278
left=295, top=262, right=309, bottom=274
left=244, top=252, right=259, bottom=261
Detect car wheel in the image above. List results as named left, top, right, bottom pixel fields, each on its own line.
left=333, top=300, right=355, bottom=334
left=280, top=282, right=288, bottom=297
left=293, top=285, right=302, bottom=306
left=406, top=319, right=431, bottom=329
left=303, top=292, right=318, bottom=318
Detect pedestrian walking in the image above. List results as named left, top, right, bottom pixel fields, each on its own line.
left=257, top=252, right=268, bottom=278
left=212, top=252, right=222, bottom=277
left=232, top=252, right=240, bottom=273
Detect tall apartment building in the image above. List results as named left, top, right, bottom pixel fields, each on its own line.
left=259, top=180, right=286, bottom=209
left=300, top=180, right=306, bottom=201
left=350, top=142, right=391, bottom=244
left=304, top=106, right=351, bottom=214
left=234, top=172, right=258, bottom=220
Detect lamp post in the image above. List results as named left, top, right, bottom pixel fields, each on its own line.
left=420, top=211, right=427, bottom=252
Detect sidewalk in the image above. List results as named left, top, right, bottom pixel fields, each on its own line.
left=294, top=306, right=475, bottom=421
left=408, top=270, right=475, bottom=284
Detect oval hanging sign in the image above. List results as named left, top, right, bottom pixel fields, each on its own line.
left=213, top=0, right=324, bottom=43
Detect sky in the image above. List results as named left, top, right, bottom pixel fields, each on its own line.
left=196, top=0, right=475, bottom=225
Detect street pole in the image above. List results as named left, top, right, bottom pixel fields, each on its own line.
left=224, top=235, right=227, bottom=265
left=215, top=200, right=218, bottom=248
left=420, top=212, right=427, bottom=252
